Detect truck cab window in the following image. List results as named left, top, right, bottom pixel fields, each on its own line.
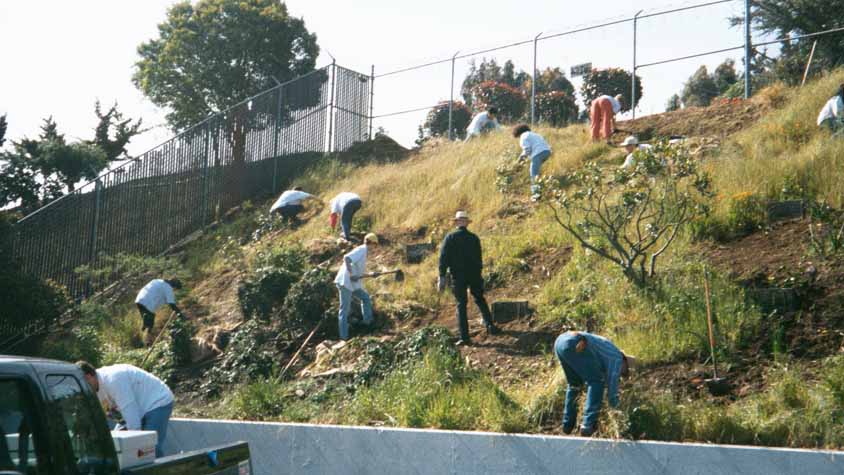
left=0, top=379, right=43, bottom=475
left=45, top=375, right=116, bottom=475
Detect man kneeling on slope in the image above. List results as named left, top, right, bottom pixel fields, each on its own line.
left=555, top=331, right=635, bottom=436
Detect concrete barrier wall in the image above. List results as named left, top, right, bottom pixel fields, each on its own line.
left=164, top=418, right=844, bottom=475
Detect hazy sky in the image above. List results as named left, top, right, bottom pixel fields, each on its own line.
left=0, top=0, right=760, bottom=152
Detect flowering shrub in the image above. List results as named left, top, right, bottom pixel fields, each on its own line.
left=471, top=81, right=527, bottom=123
left=420, top=101, right=472, bottom=140
left=536, top=91, right=578, bottom=126
left=580, top=68, right=642, bottom=113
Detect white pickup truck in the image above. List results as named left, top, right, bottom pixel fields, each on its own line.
left=0, top=355, right=252, bottom=475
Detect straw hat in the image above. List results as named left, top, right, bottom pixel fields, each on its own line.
left=364, top=233, right=379, bottom=244
left=621, top=136, right=639, bottom=147
left=454, top=211, right=471, bottom=221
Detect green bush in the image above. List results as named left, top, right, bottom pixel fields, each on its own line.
left=202, top=319, right=276, bottom=395
left=39, top=302, right=108, bottom=365
left=168, top=311, right=194, bottom=367
left=580, top=68, right=642, bottom=113
left=536, top=91, right=578, bottom=127
left=227, top=380, right=286, bottom=420
left=281, top=268, right=336, bottom=329
left=471, top=81, right=527, bottom=123
left=419, top=101, right=472, bottom=141
left=237, top=247, right=307, bottom=320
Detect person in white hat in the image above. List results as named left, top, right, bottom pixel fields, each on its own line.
left=334, top=232, right=379, bottom=340
left=437, top=211, right=499, bottom=344
left=620, top=136, right=652, bottom=169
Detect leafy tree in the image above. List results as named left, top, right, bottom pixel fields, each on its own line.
left=533, top=67, right=575, bottom=96
left=471, top=81, right=527, bottom=123
left=461, top=58, right=529, bottom=108
left=713, top=59, right=739, bottom=94
left=0, top=114, right=7, bottom=148
left=540, top=141, right=712, bottom=287
left=731, top=0, right=844, bottom=84
left=418, top=101, right=472, bottom=142
left=535, top=91, right=578, bottom=126
left=91, top=101, right=146, bottom=162
left=133, top=0, right=319, bottom=131
left=665, top=94, right=682, bottom=112
left=681, top=66, right=720, bottom=107
left=580, top=68, right=642, bottom=113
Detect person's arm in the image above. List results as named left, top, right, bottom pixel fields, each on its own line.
left=109, top=379, right=143, bottom=430
left=519, top=135, right=530, bottom=160
left=474, top=234, right=483, bottom=272
left=165, top=286, right=181, bottom=315
left=438, top=235, right=450, bottom=278
left=605, top=355, right=623, bottom=408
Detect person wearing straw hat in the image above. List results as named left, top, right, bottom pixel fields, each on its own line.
left=135, top=278, right=184, bottom=346
left=437, top=211, right=499, bottom=344
left=334, top=232, right=379, bottom=340
left=619, top=135, right=652, bottom=169
left=464, top=107, right=501, bottom=142
left=590, top=94, right=623, bottom=142
left=554, top=331, right=636, bottom=436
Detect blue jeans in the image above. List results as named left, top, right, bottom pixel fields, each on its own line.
left=341, top=199, right=362, bottom=239
left=530, top=150, right=551, bottom=195
left=337, top=285, right=373, bottom=340
left=555, top=334, right=605, bottom=430
left=142, top=402, right=173, bottom=457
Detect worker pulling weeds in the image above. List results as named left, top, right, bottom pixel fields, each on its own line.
left=334, top=232, right=379, bottom=340
left=554, top=331, right=636, bottom=436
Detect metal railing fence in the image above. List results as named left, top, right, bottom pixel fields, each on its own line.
left=9, top=62, right=370, bottom=303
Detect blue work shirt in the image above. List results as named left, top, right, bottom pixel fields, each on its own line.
left=556, top=331, right=625, bottom=407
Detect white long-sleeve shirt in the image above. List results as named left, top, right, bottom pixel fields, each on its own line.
left=817, top=96, right=844, bottom=126
left=334, top=244, right=368, bottom=291
left=96, top=364, right=174, bottom=430
left=465, top=111, right=500, bottom=137
left=329, top=192, right=361, bottom=217
left=270, top=190, right=312, bottom=212
left=621, top=144, right=653, bottom=169
left=135, top=279, right=176, bottom=313
left=518, top=131, right=551, bottom=159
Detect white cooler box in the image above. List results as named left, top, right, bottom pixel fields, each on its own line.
left=111, top=430, right=157, bottom=469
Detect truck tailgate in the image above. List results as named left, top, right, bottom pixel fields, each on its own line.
left=122, top=441, right=251, bottom=475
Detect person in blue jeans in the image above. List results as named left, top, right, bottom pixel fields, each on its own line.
left=334, top=233, right=379, bottom=340
left=329, top=192, right=363, bottom=241
left=77, top=361, right=175, bottom=457
left=554, top=331, right=635, bottom=436
left=512, top=124, right=552, bottom=201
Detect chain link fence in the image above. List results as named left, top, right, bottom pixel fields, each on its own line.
left=10, top=63, right=371, bottom=302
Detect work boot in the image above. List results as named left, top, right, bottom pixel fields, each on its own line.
left=562, top=422, right=575, bottom=435
left=456, top=337, right=471, bottom=347
left=485, top=323, right=500, bottom=335
left=579, top=425, right=597, bottom=437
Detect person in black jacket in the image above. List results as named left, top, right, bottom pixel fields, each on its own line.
left=437, top=210, right=499, bottom=344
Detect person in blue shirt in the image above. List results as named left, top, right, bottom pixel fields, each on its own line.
left=554, top=331, right=636, bottom=436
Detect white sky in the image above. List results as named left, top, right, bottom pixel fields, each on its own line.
left=0, top=0, right=764, bottom=153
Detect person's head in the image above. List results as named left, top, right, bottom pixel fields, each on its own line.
left=621, top=135, right=639, bottom=153
left=76, top=361, right=99, bottom=392
left=364, top=233, right=379, bottom=246
left=621, top=353, right=636, bottom=378
left=293, top=186, right=303, bottom=192
left=165, top=278, right=182, bottom=290
left=512, top=124, right=530, bottom=138
left=453, top=210, right=471, bottom=228
left=614, top=94, right=624, bottom=106
left=487, top=107, right=499, bottom=118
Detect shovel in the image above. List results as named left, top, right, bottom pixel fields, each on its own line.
left=702, top=266, right=730, bottom=396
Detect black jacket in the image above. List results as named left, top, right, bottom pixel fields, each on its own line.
left=438, top=227, right=483, bottom=278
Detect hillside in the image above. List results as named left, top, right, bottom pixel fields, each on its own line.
left=70, top=71, right=844, bottom=448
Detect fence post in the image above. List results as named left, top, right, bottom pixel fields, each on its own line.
left=532, top=32, right=542, bottom=124
left=86, top=178, right=103, bottom=296
left=327, top=59, right=337, bottom=153
left=369, top=65, right=375, bottom=140
left=272, top=86, right=283, bottom=193
left=448, top=50, right=460, bottom=141
left=202, top=127, right=210, bottom=225
left=744, top=0, right=752, bottom=98
left=632, top=10, right=643, bottom=120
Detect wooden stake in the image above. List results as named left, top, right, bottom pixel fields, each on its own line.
left=801, top=40, right=818, bottom=87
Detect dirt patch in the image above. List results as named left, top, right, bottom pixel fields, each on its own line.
left=615, top=97, right=770, bottom=141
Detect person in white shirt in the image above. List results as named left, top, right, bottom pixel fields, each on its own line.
left=817, top=84, right=844, bottom=132
left=270, top=186, right=318, bottom=223
left=464, top=107, right=500, bottom=142
left=329, top=192, right=362, bottom=241
left=512, top=124, right=552, bottom=200
left=135, top=279, right=184, bottom=344
left=590, top=94, right=623, bottom=142
left=77, top=362, right=174, bottom=457
left=620, top=136, right=653, bottom=169
left=334, top=233, right=379, bottom=340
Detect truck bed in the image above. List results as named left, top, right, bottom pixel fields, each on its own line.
left=122, top=441, right=251, bottom=475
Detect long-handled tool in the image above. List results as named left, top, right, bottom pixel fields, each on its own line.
left=141, top=310, right=180, bottom=367
left=702, top=266, right=730, bottom=396
left=278, top=318, right=325, bottom=381
left=357, top=269, right=405, bottom=282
